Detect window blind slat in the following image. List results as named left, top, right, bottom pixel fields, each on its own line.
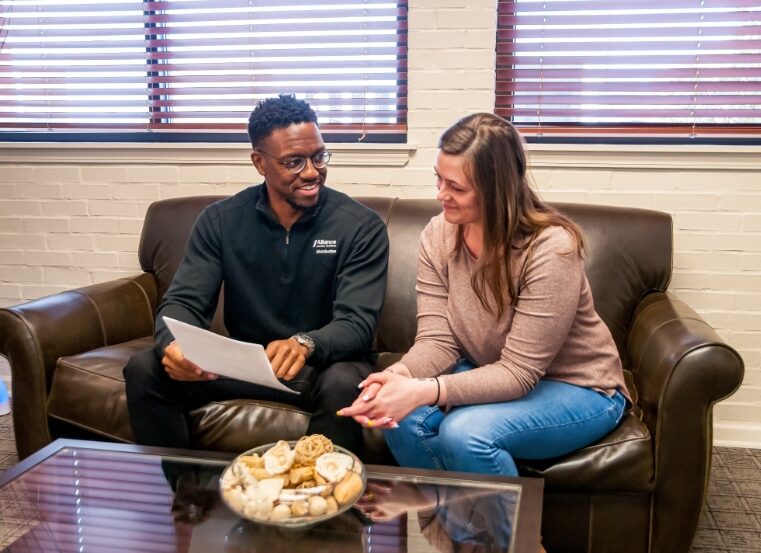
left=497, top=94, right=761, bottom=106
left=498, top=55, right=761, bottom=67
left=498, top=24, right=761, bottom=41
left=500, top=11, right=759, bottom=26
left=507, top=40, right=761, bottom=53
left=502, top=107, right=758, bottom=118
left=497, top=80, right=760, bottom=92
left=495, top=0, right=761, bottom=137
left=498, top=67, right=760, bottom=80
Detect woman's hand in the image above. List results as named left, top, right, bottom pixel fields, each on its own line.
left=355, top=362, right=412, bottom=410
left=338, top=371, right=439, bottom=428
left=383, top=362, right=412, bottom=378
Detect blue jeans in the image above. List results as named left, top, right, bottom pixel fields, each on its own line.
left=383, top=360, right=626, bottom=476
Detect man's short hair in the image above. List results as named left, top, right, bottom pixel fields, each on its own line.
left=247, top=94, right=319, bottom=147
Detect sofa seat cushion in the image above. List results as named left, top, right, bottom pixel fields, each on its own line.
left=47, top=338, right=381, bottom=458
left=518, top=413, right=653, bottom=493
left=48, top=336, right=154, bottom=442
left=47, top=337, right=314, bottom=452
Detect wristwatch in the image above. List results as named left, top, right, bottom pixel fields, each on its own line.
left=291, top=333, right=316, bottom=357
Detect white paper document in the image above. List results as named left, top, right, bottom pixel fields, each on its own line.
left=162, top=316, right=298, bottom=394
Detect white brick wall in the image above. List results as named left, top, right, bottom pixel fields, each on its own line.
left=0, top=0, right=760, bottom=446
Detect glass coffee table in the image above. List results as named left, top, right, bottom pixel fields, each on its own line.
left=0, top=439, right=543, bottom=553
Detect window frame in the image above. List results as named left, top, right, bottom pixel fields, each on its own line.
left=0, top=0, right=409, bottom=144
left=495, top=0, right=761, bottom=144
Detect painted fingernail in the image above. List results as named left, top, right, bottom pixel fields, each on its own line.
left=390, top=422, right=399, bottom=429
left=381, top=417, right=392, bottom=424
left=366, top=420, right=374, bottom=427
left=336, top=410, right=344, bottom=416
left=362, top=395, right=370, bottom=401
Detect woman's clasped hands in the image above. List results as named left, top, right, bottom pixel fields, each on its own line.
left=338, top=364, right=437, bottom=430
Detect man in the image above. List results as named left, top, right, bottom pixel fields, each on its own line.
left=124, top=95, right=389, bottom=453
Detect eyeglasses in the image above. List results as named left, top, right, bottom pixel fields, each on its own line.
left=256, top=148, right=332, bottom=174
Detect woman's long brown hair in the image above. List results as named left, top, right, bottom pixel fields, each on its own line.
left=438, top=113, right=585, bottom=318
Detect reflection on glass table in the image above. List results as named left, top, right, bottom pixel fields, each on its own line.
left=224, top=511, right=368, bottom=553
left=167, top=469, right=520, bottom=553
left=357, top=478, right=518, bottom=553
left=0, top=440, right=540, bottom=553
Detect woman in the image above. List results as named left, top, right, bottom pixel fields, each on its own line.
left=338, top=113, right=629, bottom=477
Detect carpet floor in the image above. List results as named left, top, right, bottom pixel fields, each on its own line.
left=0, top=408, right=759, bottom=552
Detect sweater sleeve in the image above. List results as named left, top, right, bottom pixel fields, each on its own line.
left=307, top=214, right=389, bottom=366
left=442, top=228, right=585, bottom=407
left=398, top=221, right=461, bottom=377
left=154, top=207, right=223, bottom=356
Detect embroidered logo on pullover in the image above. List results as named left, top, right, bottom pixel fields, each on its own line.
left=313, top=239, right=337, bottom=254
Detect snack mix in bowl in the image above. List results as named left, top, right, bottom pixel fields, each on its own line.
left=220, top=434, right=366, bottom=527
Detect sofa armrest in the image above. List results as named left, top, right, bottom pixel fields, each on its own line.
left=626, top=291, right=744, bottom=553
left=0, top=272, right=157, bottom=458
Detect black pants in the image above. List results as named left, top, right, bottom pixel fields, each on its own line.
left=123, top=348, right=372, bottom=453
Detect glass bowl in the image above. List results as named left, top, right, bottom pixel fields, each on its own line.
left=219, top=440, right=367, bottom=529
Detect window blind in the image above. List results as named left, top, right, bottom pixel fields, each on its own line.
left=0, top=0, right=408, bottom=142
left=496, top=0, right=761, bottom=138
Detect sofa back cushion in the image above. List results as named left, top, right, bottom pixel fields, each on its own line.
left=373, top=199, right=443, bottom=353
left=138, top=195, right=672, bottom=358
left=552, top=202, right=672, bottom=355
left=372, top=200, right=673, bottom=357
left=140, top=195, right=227, bottom=303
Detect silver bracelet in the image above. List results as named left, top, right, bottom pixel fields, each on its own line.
left=429, top=377, right=440, bottom=406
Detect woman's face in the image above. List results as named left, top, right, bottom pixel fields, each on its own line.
left=434, top=151, right=481, bottom=227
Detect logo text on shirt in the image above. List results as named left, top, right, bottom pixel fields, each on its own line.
left=313, top=239, right=337, bottom=255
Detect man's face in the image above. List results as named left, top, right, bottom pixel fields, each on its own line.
left=251, top=122, right=327, bottom=215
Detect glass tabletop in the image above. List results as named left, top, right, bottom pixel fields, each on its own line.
left=0, top=439, right=542, bottom=553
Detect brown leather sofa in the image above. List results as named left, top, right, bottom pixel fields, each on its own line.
left=0, top=195, right=744, bottom=553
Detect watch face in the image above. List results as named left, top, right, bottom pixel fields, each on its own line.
left=295, top=334, right=315, bottom=352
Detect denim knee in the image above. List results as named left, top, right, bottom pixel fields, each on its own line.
left=438, top=413, right=486, bottom=457
left=385, top=409, right=420, bottom=444
left=384, top=405, right=445, bottom=470
left=438, top=408, right=520, bottom=476
left=383, top=406, right=420, bottom=449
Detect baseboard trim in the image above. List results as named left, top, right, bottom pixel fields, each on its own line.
left=714, top=421, right=761, bottom=450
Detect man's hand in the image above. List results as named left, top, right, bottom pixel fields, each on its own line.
left=162, top=341, right=218, bottom=381
left=266, top=338, right=308, bottom=381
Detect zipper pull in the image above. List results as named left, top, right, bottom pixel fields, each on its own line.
left=285, top=231, right=290, bottom=245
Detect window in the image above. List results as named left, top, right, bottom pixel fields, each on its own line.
left=0, top=0, right=408, bottom=142
left=496, top=0, right=761, bottom=141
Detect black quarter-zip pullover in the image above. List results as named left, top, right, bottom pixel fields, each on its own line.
left=154, top=184, right=389, bottom=367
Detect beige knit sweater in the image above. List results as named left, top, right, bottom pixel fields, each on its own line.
left=399, top=213, right=630, bottom=409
